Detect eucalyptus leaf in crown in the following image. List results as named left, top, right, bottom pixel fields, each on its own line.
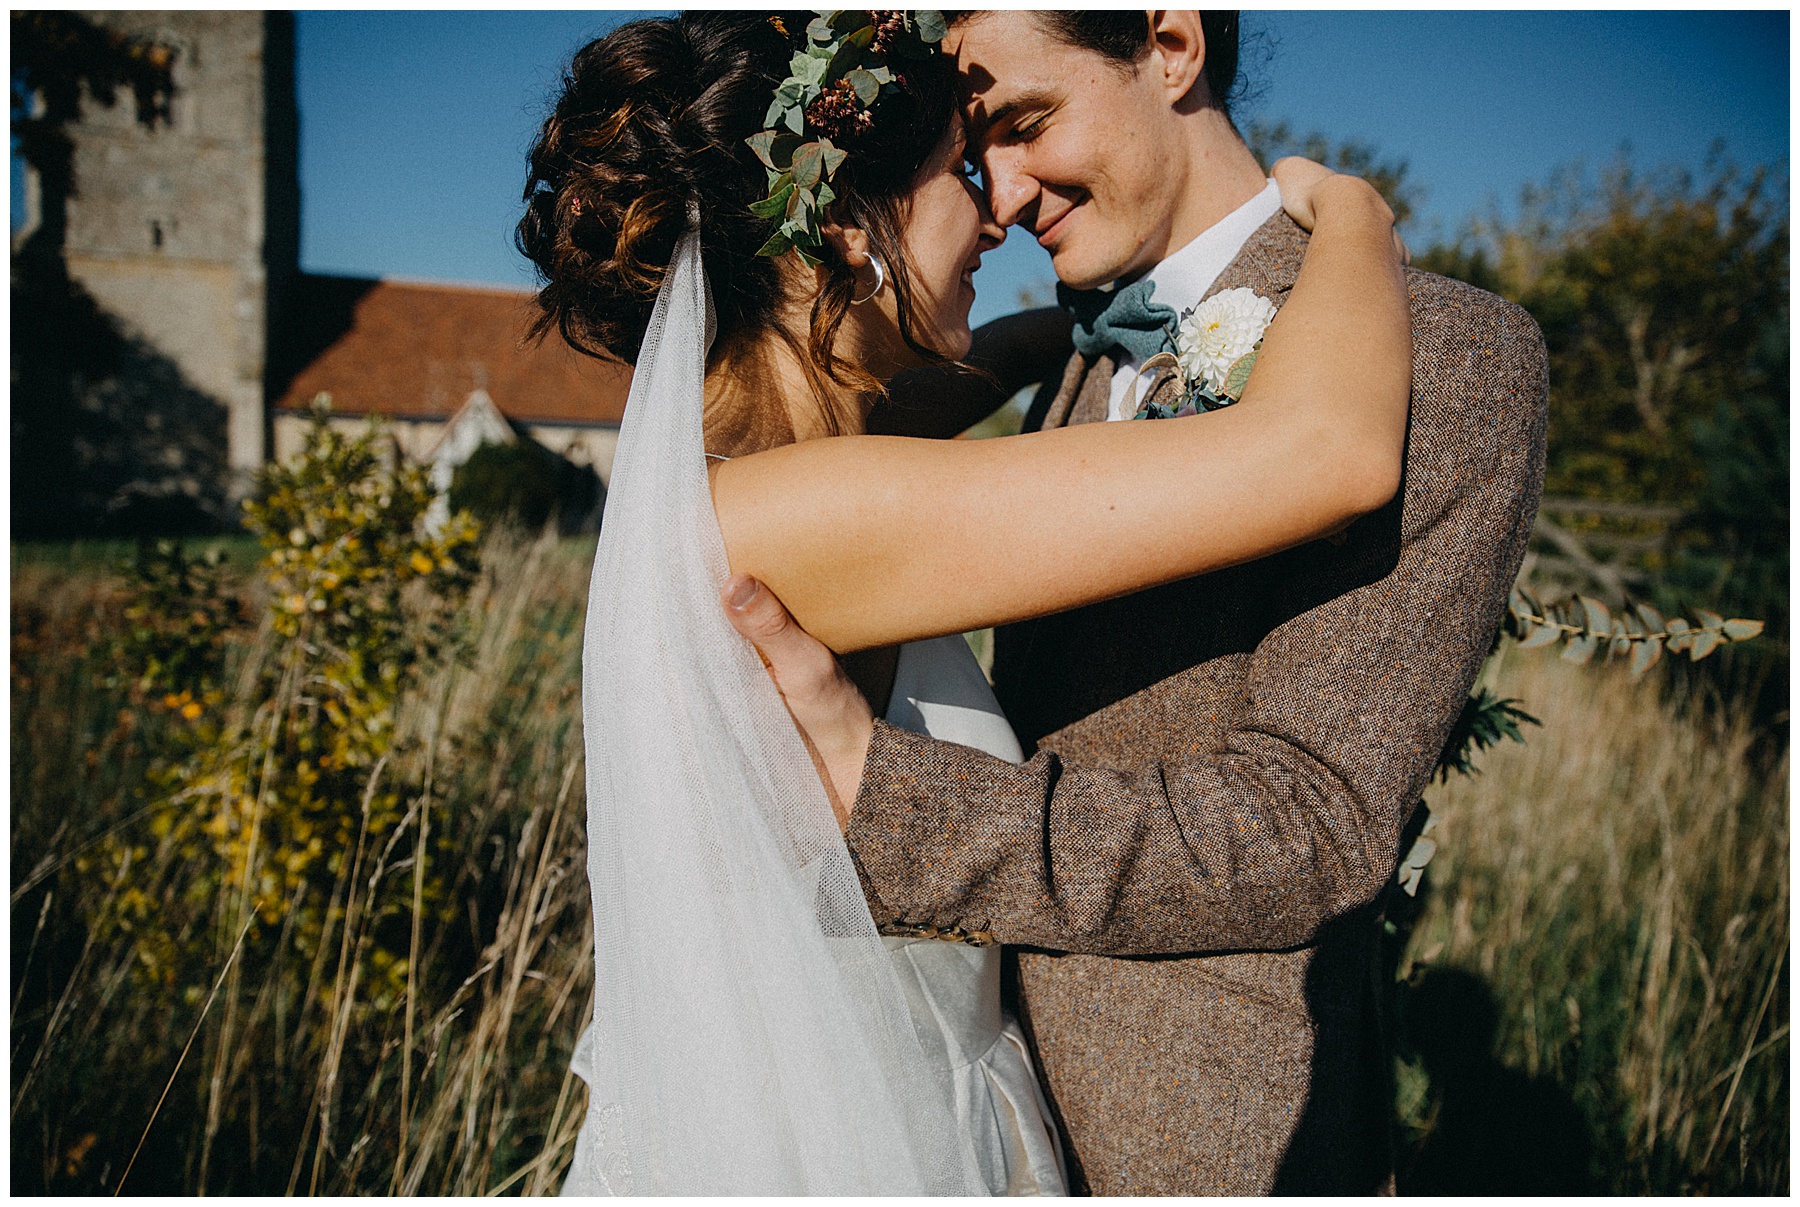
left=747, top=10, right=947, bottom=266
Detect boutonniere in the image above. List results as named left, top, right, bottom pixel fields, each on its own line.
left=1134, top=287, right=1277, bottom=419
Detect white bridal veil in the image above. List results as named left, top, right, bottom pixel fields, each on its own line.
left=560, top=210, right=984, bottom=1195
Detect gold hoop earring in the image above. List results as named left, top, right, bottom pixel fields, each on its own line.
left=850, top=252, right=886, bottom=305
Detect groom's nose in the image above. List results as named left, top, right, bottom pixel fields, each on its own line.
left=982, top=150, right=1038, bottom=231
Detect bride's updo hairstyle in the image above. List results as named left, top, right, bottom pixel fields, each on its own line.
left=517, top=12, right=959, bottom=437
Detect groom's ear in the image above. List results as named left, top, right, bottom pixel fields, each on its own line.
left=1148, top=11, right=1208, bottom=110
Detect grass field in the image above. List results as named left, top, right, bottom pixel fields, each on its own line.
left=10, top=535, right=1788, bottom=1194
left=1392, top=648, right=1788, bottom=1194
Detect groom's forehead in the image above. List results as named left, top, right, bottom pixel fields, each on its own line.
left=947, top=14, right=1067, bottom=135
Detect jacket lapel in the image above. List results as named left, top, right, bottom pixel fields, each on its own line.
left=1066, top=353, right=1114, bottom=426
left=1034, top=350, right=1112, bottom=432
left=1030, top=212, right=1308, bottom=433
left=1205, top=210, right=1307, bottom=310
left=1140, top=213, right=1308, bottom=415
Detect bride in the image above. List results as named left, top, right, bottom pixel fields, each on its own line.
left=517, top=11, right=1410, bottom=1196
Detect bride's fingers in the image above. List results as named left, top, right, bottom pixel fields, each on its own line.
left=1274, top=157, right=1408, bottom=266
left=1270, top=155, right=1336, bottom=233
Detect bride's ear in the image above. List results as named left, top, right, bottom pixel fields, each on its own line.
left=819, top=220, right=885, bottom=301
left=819, top=220, right=873, bottom=271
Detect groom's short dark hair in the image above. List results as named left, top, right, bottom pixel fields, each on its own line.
left=984, top=12, right=1243, bottom=120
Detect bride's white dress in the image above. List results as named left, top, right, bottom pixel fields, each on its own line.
left=878, top=635, right=1068, bottom=1196
left=559, top=213, right=1060, bottom=1195
left=562, top=634, right=1066, bottom=1196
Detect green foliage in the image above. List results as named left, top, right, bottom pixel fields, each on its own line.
left=109, top=540, right=244, bottom=703
left=18, top=542, right=1782, bottom=1193
left=249, top=397, right=481, bottom=658
left=1411, top=240, right=1505, bottom=295
left=750, top=11, right=945, bottom=262
left=1681, top=321, right=1788, bottom=569
left=1248, top=119, right=1422, bottom=227
left=447, top=437, right=602, bottom=533
left=1433, top=587, right=1763, bottom=785
left=14, top=531, right=596, bottom=1194
left=1419, top=152, right=1787, bottom=722
left=1654, top=318, right=1789, bottom=714
left=1506, top=586, right=1762, bottom=675
left=1420, top=153, right=1787, bottom=509
left=85, top=397, right=483, bottom=1003
left=1436, top=690, right=1539, bottom=783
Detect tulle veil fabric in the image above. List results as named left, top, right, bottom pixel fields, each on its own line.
left=559, top=211, right=985, bottom=1195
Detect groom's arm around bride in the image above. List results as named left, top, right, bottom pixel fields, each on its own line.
left=751, top=226, right=1547, bottom=1196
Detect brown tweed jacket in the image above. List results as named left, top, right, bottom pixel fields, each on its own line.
left=845, top=212, right=1548, bottom=1195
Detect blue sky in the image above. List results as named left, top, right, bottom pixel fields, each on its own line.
left=16, top=11, right=1789, bottom=330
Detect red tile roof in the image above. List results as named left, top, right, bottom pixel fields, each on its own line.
left=273, top=275, right=630, bottom=426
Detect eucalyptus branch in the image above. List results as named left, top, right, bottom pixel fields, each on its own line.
left=1505, top=585, right=1764, bottom=676
left=1432, top=587, right=1765, bottom=785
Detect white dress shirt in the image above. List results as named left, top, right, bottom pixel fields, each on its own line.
left=1106, top=178, right=1283, bottom=421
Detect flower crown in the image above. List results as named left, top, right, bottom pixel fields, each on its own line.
left=746, top=10, right=947, bottom=265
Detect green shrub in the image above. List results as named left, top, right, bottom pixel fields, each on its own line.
left=14, top=523, right=597, bottom=1195
left=448, top=439, right=601, bottom=534
left=87, top=397, right=483, bottom=1002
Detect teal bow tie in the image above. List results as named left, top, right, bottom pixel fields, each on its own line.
left=1058, top=277, right=1177, bottom=363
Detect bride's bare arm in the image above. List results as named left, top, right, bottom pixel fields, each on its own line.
left=711, top=174, right=1409, bottom=654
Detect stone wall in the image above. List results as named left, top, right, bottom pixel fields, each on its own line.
left=62, top=11, right=299, bottom=499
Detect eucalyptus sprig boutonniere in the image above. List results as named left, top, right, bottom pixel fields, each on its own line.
left=1134, top=287, right=1277, bottom=420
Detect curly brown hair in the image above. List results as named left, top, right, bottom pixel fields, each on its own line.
left=516, top=12, right=960, bottom=440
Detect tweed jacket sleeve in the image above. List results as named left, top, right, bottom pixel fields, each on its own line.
left=845, top=219, right=1549, bottom=957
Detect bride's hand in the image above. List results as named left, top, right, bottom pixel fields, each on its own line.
left=721, top=573, right=872, bottom=830
left=1272, top=156, right=1410, bottom=265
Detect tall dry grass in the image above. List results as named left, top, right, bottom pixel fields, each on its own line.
left=1397, top=647, right=1788, bottom=1193
left=11, top=536, right=1788, bottom=1194
left=11, top=529, right=598, bottom=1195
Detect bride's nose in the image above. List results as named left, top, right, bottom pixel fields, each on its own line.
left=974, top=189, right=1006, bottom=251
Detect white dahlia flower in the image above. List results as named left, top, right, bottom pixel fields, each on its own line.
left=1176, top=287, right=1277, bottom=395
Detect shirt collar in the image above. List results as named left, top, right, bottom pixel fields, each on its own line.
left=1135, top=178, right=1282, bottom=321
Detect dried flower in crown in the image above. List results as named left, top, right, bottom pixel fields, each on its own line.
left=746, top=10, right=947, bottom=265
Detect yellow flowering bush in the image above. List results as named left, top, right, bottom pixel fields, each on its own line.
left=94, top=396, right=481, bottom=1003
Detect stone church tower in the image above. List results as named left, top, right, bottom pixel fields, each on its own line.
left=20, top=11, right=627, bottom=526
left=57, top=11, right=299, bottom=495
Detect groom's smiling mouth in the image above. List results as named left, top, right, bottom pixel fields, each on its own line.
left=1034, top=192, right=1087, bottom=250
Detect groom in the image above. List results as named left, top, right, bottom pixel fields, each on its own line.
left=731, top=11, right=1547, bottom=1195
